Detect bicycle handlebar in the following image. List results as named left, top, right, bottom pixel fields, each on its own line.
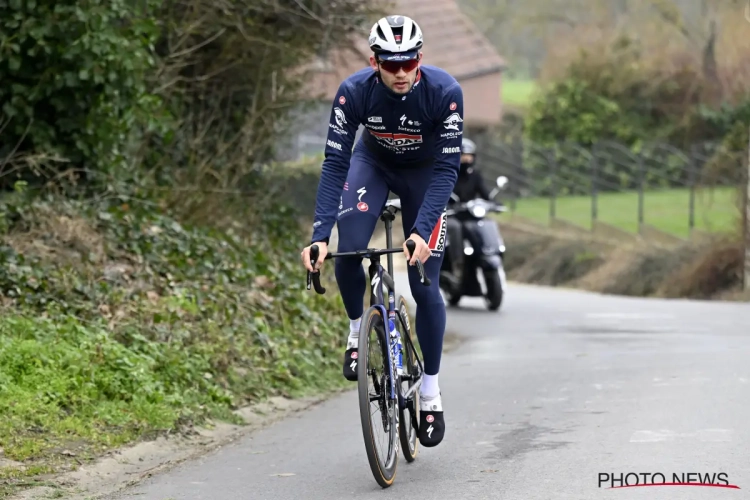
left=305, top=240, right=431, bottom=295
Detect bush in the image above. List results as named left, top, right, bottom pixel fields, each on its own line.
left=521, top=34, right=750, bottom=195
left=0, top=184, right=350, bottom=493
left=1, top=0, right=383, bottom=191
left=0, top=0, right=166, bottom=178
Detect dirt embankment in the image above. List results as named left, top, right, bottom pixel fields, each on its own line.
left=500, top=223, right=748, bottom=301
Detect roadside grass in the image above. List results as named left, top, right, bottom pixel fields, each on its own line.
left=0, top=186, right=349, bottom=497
left=501, top=186, right=739, bottom=238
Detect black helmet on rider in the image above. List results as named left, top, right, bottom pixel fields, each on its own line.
left=460, top=138, right=476, bottom=173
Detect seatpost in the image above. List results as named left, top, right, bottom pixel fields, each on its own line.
left=384, top=216, right=394, bottom=278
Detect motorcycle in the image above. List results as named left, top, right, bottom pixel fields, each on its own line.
left=439, top=176, right=509, bottom=311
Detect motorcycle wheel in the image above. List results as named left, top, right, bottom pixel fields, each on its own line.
left=483, top=268, right=503, bottom=311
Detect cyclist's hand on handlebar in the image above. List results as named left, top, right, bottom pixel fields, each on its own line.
left=404, top=233, right=430, bottom=266
left=301, top=242, right=328, bottom=272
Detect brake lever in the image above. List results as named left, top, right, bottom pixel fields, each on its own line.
left=405, top=239, right=431, bottom=286
left=307, top=244, right=326, bottom=294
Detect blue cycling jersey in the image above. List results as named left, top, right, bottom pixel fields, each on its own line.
left=310, top=64, right=464, bottom=244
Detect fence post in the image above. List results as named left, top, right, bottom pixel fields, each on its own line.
left=591, top=145, right=598, bottom=229
left=745, top=129, right=750, bottom=291
left=688, top=148, right=696, bottom=237
left=638, top=150, right=645, bottom=231
left=549, top=152, right=557, bottom=221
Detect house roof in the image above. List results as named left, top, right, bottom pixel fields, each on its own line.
left=303, top=0, right=506, bottom=100
left=396, top=0, right=506, bottom=80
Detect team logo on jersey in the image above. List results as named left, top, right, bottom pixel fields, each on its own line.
left=443, top=112, right=463, bottom=131
left=369, top=131, right=422, bottom=148
left=339, top=96, right=346, bottom=105
left=334, top=107, right=346, bottom=128
left=428, top=209, right=448, bottom=253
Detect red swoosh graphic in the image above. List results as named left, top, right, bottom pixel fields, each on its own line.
left=610, top=483, right=740, bottom=489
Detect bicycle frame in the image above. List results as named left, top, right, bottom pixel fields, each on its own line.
left=366, top=207, right=424, bottom=408
left=306, top=203, right=426, bottom=410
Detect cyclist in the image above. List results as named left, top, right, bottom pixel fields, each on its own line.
left=300, top=14, right=464, bottom=448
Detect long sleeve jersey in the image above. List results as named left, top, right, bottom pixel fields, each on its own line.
left=310, top=64, right=464, bottom=244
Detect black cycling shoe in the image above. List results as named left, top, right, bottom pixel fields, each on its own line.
left=343, top=345, right=358, bottom=381
left=418, top=394, right=445, bottom=447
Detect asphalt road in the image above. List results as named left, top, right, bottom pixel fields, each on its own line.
left=109, top=273, right=750, bottom=500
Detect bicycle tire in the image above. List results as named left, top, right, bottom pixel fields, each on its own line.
left=395, top=295, right=420, bottom=462
left=357, top=305, right=399, bottom=488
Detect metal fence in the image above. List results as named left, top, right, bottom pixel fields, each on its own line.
left=473, top=138, right=748, bottom=242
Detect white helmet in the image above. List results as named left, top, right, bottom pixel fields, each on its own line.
left=368, top=15, right=423, bottom=60
left=462, top=138, right=477, bottom=155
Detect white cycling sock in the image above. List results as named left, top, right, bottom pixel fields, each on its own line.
left=421, top=373, right=439, bottom=399
left=347, top=317, right=361, bottom=348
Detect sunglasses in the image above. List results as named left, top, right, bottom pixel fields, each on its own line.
left=377, top=57, right=420, bottom=74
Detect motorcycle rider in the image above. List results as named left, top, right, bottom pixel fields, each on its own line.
left=443, top=138, right=492, bottom=275
left=451, top=138, right=492, bottom=203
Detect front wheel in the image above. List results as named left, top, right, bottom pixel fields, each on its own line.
left=483, top=268, right=504, bottom=311
left=357, top=306, right=399, bottom=488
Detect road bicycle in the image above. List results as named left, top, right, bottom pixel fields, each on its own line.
left=306, top=198, right=429, bottom=488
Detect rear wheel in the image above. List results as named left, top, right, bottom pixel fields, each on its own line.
left=395, top=296, right=420, bottom=462
left=357, top=306, right=399, bottom=488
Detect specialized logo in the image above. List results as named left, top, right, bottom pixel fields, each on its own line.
left=442, top=147, right=460, bottom=154
left=327, top=139, right=342, bottom=150
left=357, top=187, right=368, bottom=212
left=371, top=272, right=387, bottom=296
left=443, top=113, right=463, bottom=131
left=397, top=114, right=421, bottom=133
left=427, top=209, right=448, bottom=252
left=369, top=131, right=423, bottom=148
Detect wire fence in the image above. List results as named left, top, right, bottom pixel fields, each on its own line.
left=473, top=138, right=749, bottom=242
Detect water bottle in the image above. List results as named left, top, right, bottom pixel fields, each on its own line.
left=389, top=319, right=403, bottom=375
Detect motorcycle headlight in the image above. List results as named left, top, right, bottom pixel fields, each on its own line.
left=469, top=205, right=486, bottom=218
